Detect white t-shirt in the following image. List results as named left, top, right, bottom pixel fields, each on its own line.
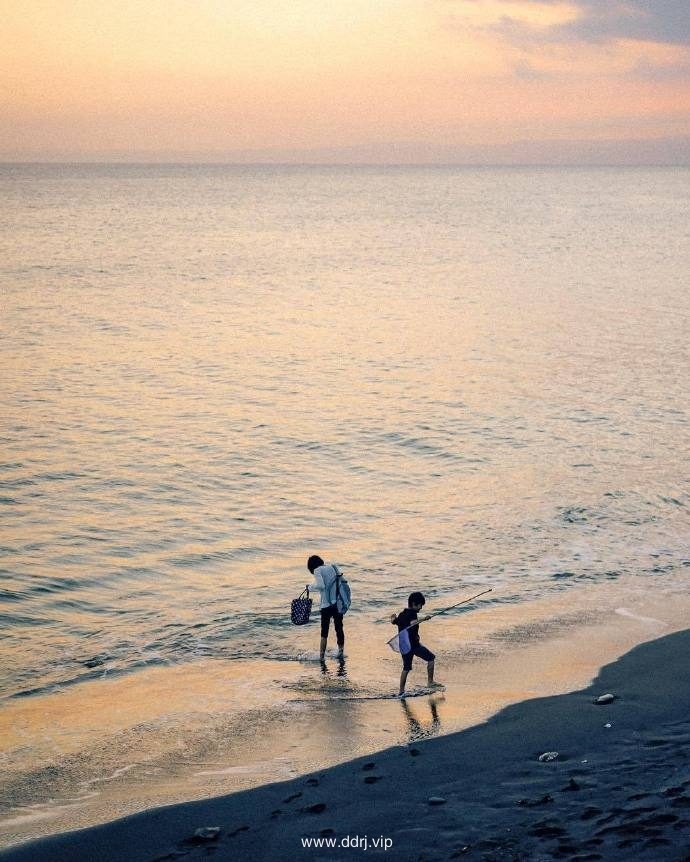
left=309, top=564, right=338, bottom=610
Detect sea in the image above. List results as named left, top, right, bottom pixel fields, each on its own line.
left=1, top=163, right=688, bottom=848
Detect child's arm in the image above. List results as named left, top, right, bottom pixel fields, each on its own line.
left=309, top=571, right=325, bottom=593
left=390, top=612, right=431, bottom=628
left=406, top=615, right=431, bottom=627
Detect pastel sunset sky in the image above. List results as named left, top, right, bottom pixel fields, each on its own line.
left=2, top=0, right=689, bottom=162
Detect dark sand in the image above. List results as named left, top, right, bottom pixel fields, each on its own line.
left=3, top=629, right=690, bottom=862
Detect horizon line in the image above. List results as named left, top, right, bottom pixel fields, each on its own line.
left=2, top=160, right=689, bottom=168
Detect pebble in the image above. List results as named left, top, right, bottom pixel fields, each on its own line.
left=516, top=794, right=554, bottom=807
left=191, top=827, right=221, bottom=843
left=594, top=693, right=615, bottom=705
left=428, top=796, right=447, bottom=805
left=538, top=751, right=559, bottom=762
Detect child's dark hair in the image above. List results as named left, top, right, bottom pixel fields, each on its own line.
left=307, top=555, right=324, bottom=573
left=408, top=591, right=425, bottom=607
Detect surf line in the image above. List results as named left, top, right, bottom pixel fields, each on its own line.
left=387, top=588, right=493, bottom=653
left=289, top=687, right=445, bottom=702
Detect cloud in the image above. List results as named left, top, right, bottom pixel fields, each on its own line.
left=483, top=0, right=690, bottom=47
left=512, top=59, right=555, bottom=80
left=629, top=57, right=690, bottom=81
left=516, top=0, right=690, bottom=45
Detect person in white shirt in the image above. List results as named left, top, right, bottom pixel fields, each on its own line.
left=307, top=554, right=345, bottom=660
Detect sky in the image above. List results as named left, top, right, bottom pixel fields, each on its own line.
left=2, top=0, right=689, bottom=163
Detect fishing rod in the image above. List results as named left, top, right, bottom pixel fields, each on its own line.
left=387, top=588, right=492, bottom=648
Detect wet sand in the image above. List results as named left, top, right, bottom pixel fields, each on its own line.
left=1, top=585, right=686, bottom=850
left=2, top=627, right=690, bottom=861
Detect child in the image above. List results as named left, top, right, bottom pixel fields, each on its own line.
left=390, top=591, right=443, bottom=697
left=307, top=554, right=345, bottom=660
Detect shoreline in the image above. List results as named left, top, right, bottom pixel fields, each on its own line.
left=2, top=585, right=687, bottom=850
left=3, top=628, right=690, bottom=861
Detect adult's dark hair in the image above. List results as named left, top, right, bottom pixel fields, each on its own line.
left=307, top=555, right=324, bottom=574
left=408, top=591, right=426, bottom=607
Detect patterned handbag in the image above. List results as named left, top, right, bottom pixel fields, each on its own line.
left=291, top=586, right=312, bottom=625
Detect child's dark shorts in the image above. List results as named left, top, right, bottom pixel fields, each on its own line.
left=402, top=644, right=435, bottom=671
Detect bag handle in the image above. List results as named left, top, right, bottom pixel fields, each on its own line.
left=298, top=585, right=310, bottom=600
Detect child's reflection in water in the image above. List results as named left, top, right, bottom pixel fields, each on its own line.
left=399, top=694, right=443, bottom=742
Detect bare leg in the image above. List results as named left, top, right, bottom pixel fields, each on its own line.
left=334, top=615, right=345, bottom=658
left=427, top=661, right=443, bottom=689
left=398, top=669, right=409, bottom=696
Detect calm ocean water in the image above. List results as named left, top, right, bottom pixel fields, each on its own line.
left=1, top=164, right=688, bottom=845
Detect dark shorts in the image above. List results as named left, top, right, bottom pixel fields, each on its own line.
left=402, top=643, right=435, bottom=671
left=320, top=605, right=344, bottom=644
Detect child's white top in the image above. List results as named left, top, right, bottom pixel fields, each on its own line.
left=309, top=564, right=339, bottom=610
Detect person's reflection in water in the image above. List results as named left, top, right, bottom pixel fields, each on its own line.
left=399, top=694, right=443, bottom=742
left=320, top=655, right=348, bottom=679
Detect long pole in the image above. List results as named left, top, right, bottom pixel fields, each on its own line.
left=425, top=588, right=493, bottom=623
left=388, top=588, right=492, bottom=643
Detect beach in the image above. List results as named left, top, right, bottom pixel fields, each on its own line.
left=3, top=627, right=689, bottom=861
